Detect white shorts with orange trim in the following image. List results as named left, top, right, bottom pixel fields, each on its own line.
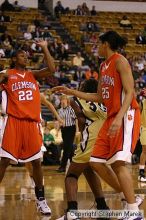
left=90, top=109, right=140, bottom=164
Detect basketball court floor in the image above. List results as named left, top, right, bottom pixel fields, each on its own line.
left=0, top=165, right=145, bottom=220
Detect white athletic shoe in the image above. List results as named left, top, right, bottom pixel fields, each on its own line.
left=121, top=195, right=144, bottom=210
left=36, top=199, right=51, bottom=215
left=135, top=195, right=144, bottom=207
left=138, top=175, right=146, bottom=182
left=122, top=217, right=144, bottom=220
left=56, top=212, right=80, bottom=220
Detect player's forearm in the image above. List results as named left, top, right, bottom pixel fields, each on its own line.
left=71, top=90, right=100, bottom=103
left=42, top=46, right=55, bottom=73
left=46, top=102, right=61, bottom=120
left=116, top=91, right=134, bottom=119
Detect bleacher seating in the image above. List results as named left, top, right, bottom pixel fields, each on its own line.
left=60, top=12, right=146, bottom=57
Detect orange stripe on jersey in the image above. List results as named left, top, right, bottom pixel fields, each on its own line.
left=100, top=53, right=139, bottom=117
left=1, top=69, right=41, bottom=122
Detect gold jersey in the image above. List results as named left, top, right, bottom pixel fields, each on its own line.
left=141, top=99, right=146, bottom=127
left=73, top=98, right=107, bottom=163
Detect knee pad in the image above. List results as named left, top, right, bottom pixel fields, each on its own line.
left=65, top=173, right=79, bottom=180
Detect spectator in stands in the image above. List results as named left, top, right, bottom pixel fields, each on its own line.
left=0, top=11, right=11, bottom=22
left=34, top=16, right=41, bottom=28
left=21, top=42, right=33, bottom=57
left=79, top=22, right=87, bottom=31
left=141, top=65, right=146, bottom=83
left=135, top=58, right=144, bottom=71
left=27, top=23, right=36, bottom=34
left=42, top=30, right=54, bottom=41
left=0, top=11, right=5, bottom=22
left=48, top=39, right=59, bottom=59
left=18, top=22, right=28, bottom=33
left=132, top=65, right=140, bottom=80
left=119, top=15, right=133, bottom=29
left=0, top=44, right=5, bottom=58
left=90, top=5, right=97, bottom=16
left=24, top=28, right=33, bottom=40
left=54, top=65, right=61, bottom=79
left=0, top=64, right=4, bottom=71
left=43, top=126, right=60, bottom=165
left=73, top=52, right=84, bottom=68
left=136, top=27, right=146, bottom=44
left=91, top=44, right=99, bottom=58
left=50, top=121, right=62, bottom=146
left=86, top=19, right=100, bottom=32
left=142, top=26, right=146, bottom=40
left=57, top=43, right=69, bottom=60
left=0, top=31, right=12, bottom=45
left=1, top=0, right=14, bottom=11
left=136, top=32, right=145, bottom=44
left=90, top=33, right=98, bottom=43
left=13, top=0, right=27, bottom=11
left=54, top=1, right=65, bottom=18
left=0, top=22, right=7, bottom=33
left=44, top=126, right=55, bottom=147
left=74, top=5, right=83, bottom=16
left=41, top=16, right=51, bottom=29
left=85, top=66, right=98, bottom=80
left=31, top=42, right=41, bottom=52
left=2, top=36, right=13, bottom=57
left=81, top=32, right=90, bottom=45
left=59, top=72, right=70, bottom=85
left=32, top=27, right=42, bottom=40
left=82, top=2, right=90, bottom=15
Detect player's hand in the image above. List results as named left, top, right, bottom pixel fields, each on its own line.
left=51, top=86, right=73, bottom=95
left=107, top=116, right=122, bottom=137
left=0, top=70, right=8, bottom=84
left=35, top=39, right=48, bottom=49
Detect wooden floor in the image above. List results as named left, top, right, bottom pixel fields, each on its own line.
left=0, top=165, right=145, bottom=220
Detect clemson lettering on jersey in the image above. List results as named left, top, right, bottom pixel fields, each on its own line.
left=1, top=69, right=41, bottom=122
left=12, top=81, right=36, bottom=91
left=100, top=53, right=139, bottom=117
left=101, top=75, right=114, bottom=87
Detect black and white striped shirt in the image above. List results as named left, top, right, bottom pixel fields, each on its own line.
left=58, top=106, right=77, bottom=127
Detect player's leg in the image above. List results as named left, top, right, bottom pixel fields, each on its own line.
left=57, top=162, right=88, bottom=220
left=111, top=161, right=136, bottom=205
left=65, top=162, right=88, bottom=210
left=0, top=157, right=10, bottom=182
left=83, top=166, right=109, bottom=210
left=31, top=158, right=51, bottom=215
left=138, top=145, right=146, bottom=181
left=22, top=120, right=51, bottom=215
left=25, top=162, right=33, bottom=177
left=25, top=162, right=35, bottom=188
left=31, top=158, right=43, bottom=190
left=90, top=162, right=121, bottom=192
left=139, top=127, right=146, bottom=182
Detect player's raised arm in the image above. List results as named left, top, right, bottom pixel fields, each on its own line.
left=52, top=86, right=102, bottom=103
left=32, top=40, right=55, bottom=79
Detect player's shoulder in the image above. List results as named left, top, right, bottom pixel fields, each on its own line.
left=115, top=53, right=128, bottom=64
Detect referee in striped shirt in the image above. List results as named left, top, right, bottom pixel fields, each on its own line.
left=57, top=95, right=78, bottom=172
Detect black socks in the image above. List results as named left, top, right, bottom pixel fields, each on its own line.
left=35, top=186, right=45, bottom=201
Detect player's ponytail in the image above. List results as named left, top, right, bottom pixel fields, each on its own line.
left=99, top=31, right=127, bottom=50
